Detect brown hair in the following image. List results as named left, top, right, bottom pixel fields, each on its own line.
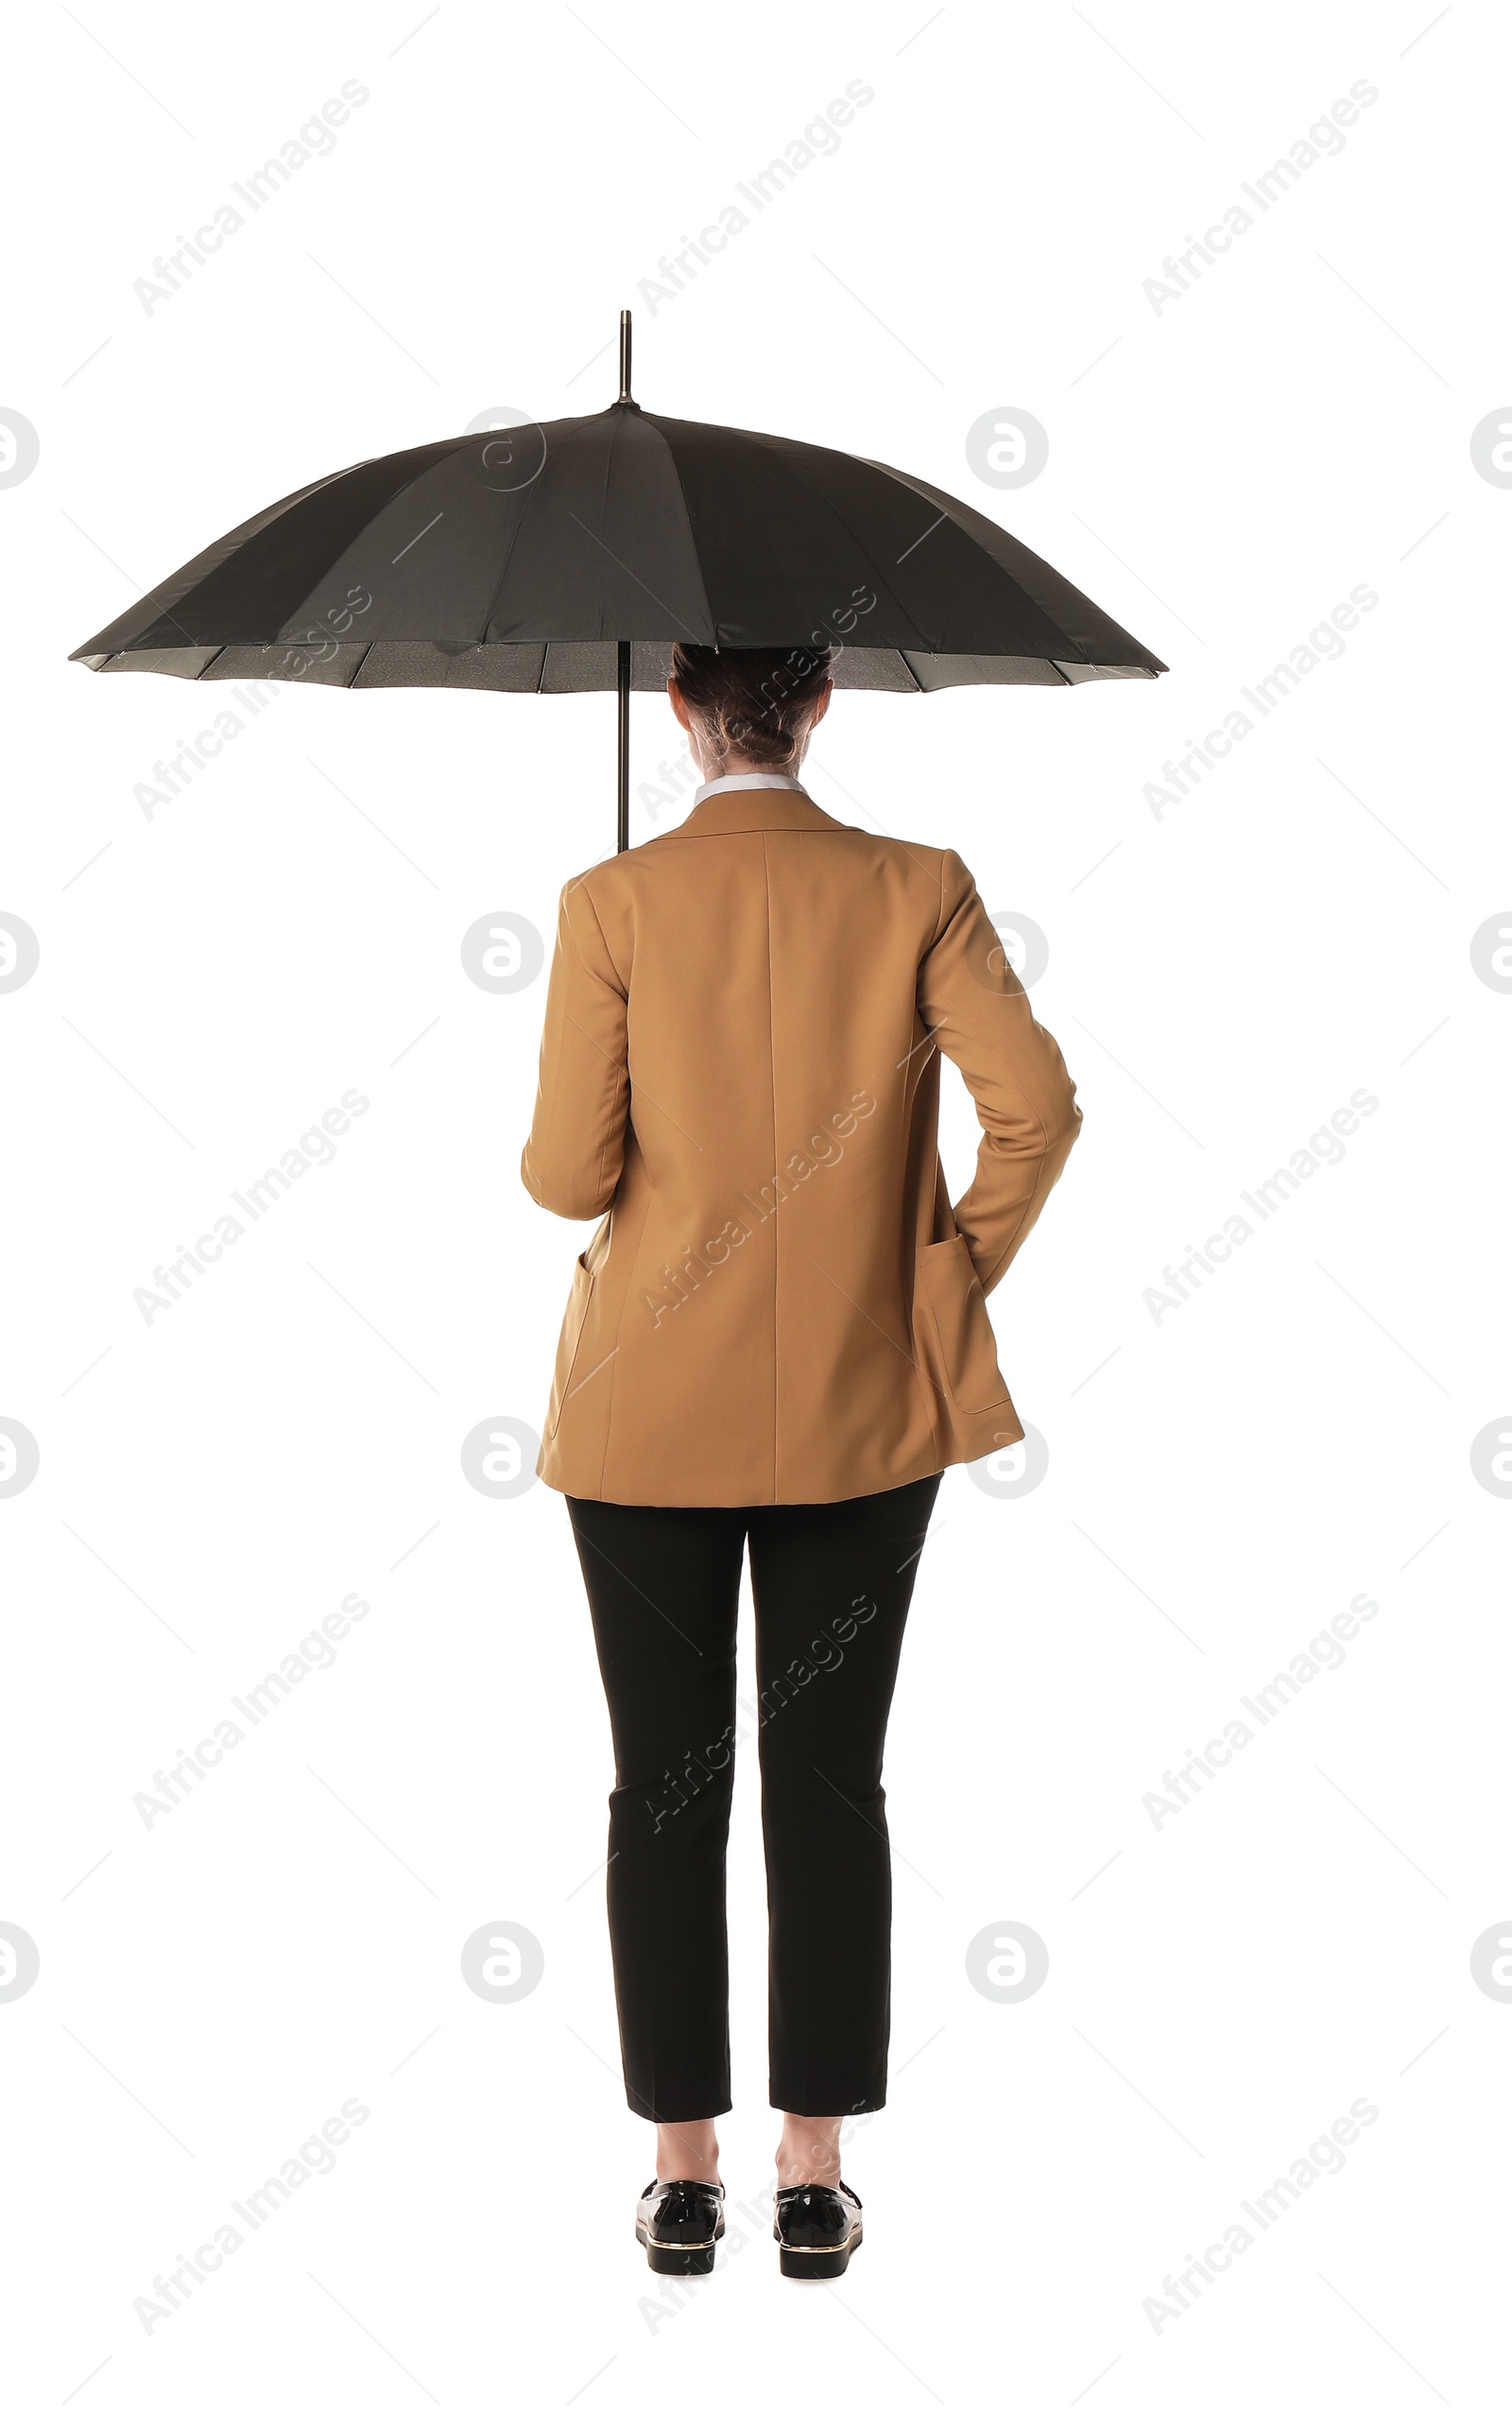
left=670, top=643, right=833, bottom=772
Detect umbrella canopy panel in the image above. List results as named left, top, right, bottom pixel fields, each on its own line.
left=71, top=405, right=1166, bottom=693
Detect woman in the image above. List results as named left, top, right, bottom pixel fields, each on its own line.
left=521, top=642, right=1081, bottom=2280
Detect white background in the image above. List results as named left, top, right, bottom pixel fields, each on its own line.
left=4, top=3, right=1508, bottom=2405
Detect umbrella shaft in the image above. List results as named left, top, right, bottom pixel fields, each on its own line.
left=616, top=640, right=630, bottom=853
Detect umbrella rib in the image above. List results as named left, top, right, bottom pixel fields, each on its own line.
left=571, top=407, right=703, bottom=643
left=733, top=429, right=942, bottom=653
left=226, top=448, right=480, bottom=664
left=591, top=405, right=622, bottom=641
left=473, top=418, right=586, bottom=648
left=638, top=415, right=717, bottom=646
left=859, top=456, right=1148, bottom=667
left=565, top=510, right=700, bottom=634
left=276, top=440, right=480, bottom=655
left=75, top=455, right=384, bottom=660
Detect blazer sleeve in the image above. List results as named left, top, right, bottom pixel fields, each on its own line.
left=520, top=874, right=629, bottom=1219
left=917, top=848, right=1082, bottom=1297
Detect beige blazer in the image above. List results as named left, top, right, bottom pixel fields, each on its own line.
left=521, top=782, right=1081, bottom=1505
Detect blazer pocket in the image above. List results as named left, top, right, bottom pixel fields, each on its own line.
left=546, top=1251, right=596, bottom=1440
left=915, top=1234, right=1011, bottom=1413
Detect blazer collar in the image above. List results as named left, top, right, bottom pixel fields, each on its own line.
left=679, top=779, right=847, bottom=836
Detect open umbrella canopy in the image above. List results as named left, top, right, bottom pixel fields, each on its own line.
left=70, top=339, right=1163, bottom=698
left=70, top=314, right=1164, bottom=844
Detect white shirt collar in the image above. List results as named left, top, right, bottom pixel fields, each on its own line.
left=692, top=772, right=809, bottom=806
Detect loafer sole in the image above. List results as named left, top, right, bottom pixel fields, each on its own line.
left=636, top=2218, right=724, bottom=2276
left=777, top=2224, right=862, bottom=2281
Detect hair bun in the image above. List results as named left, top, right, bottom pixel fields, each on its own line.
left=671, top=643, right=833, bottom=770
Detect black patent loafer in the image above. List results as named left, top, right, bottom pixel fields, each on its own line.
left=773, top=2179, right=863, bottom=2279
left=635, top=2177, right=726, bottom=2275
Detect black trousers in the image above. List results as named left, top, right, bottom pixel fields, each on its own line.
left=566, top=1473, right=943, bottom=2121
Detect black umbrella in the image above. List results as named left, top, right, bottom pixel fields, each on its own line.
left=70, top=312, right=1165, bottom=850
